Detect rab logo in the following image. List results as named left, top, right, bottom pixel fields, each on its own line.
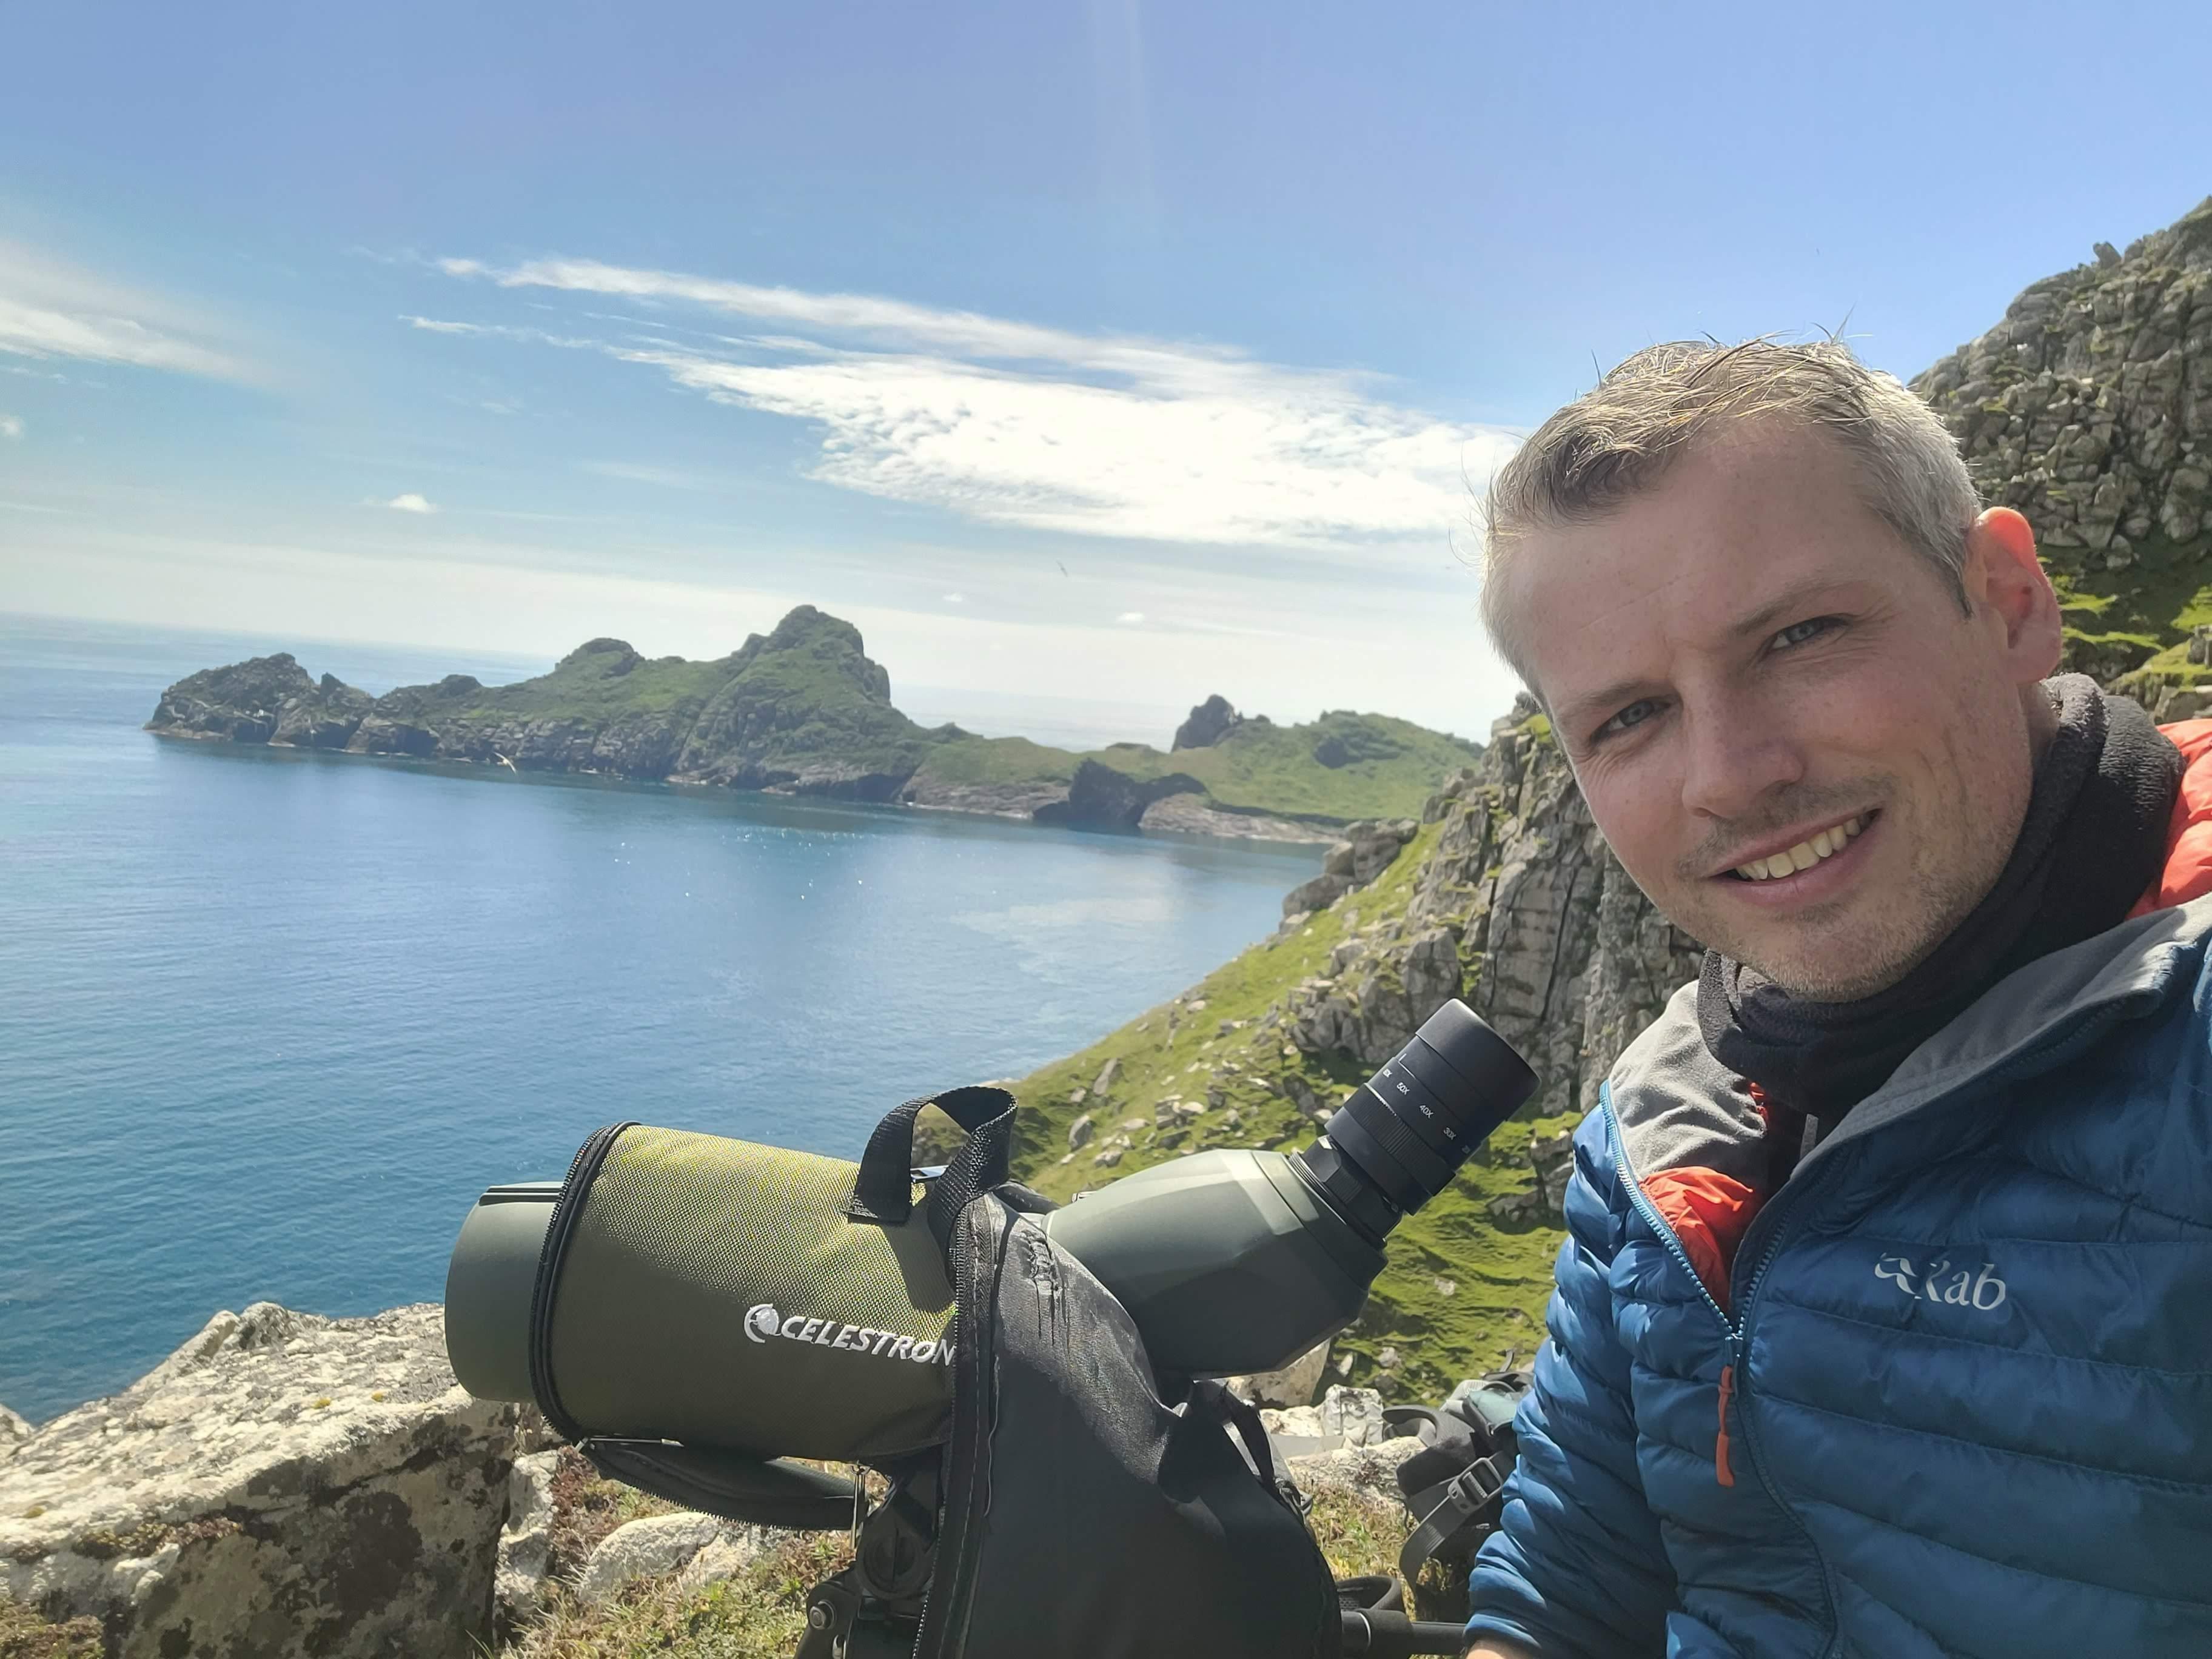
left=741, top=1302, right=953, bottom=1366
left=1874, top=1255, right=2007, bottom=1311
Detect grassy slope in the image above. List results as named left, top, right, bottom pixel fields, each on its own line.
left=1104, top=714, right=1483, bottom=822
left=2048, top=534, right=2212, bottom=692
left=995, top=822, right=1574, bottom=1404
left=458, top=648, right=751, bottom=722
left=701, top=648, right=935, bottom=776
left=913, top=713, right=1481, bottom=823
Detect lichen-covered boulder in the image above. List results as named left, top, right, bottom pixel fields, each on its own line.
left=574, top=1512, right=766, bottom=1606
left=0, top=1302, right=526, bottom=1659
left=492, top=1450, right=563, bottom=1640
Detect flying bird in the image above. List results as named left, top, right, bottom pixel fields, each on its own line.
left=493, top=752, right=518, bottom=773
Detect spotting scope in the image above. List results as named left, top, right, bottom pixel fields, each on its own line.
left=445, top=999, right=1536, bottom=1452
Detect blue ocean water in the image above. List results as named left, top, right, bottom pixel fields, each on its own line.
left=0, top=617, right=1316, bottom=1423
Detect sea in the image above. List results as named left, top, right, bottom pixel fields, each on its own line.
left=0, top=616, right=1318, bottom=1423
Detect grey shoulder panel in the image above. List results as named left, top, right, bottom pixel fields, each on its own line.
left=1603, top=980, right=1768, bottom=1189
left=1806, top=895, right=2212, bottom=1170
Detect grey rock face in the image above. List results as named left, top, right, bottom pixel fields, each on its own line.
left=1136, top=794, right=1330, bottom=842
left=1282, top=1435, right=1423, bottom=1504
left=899, top=776, right=1073, bottom=820
left=1, top=1402, right=30, bottom=1463
left=573, top=1512, right=766, bottom=1606
left=271, top=674, right=372, bottom=749
left=0, top=1302, right=525, bottom=1659
left=1913, top=197, right=2212, bottom=666
left=1281, top=818, right=1419, bottom=920
left=1318, top=1385, right=1387, bottom=1447
left=144, top=652, right=319, bottom=743
left=1033, top=759, right=1204, bottom=830
left=1287, top=710, right=1698, bottom=1118
left=1223, top=1338, right=1332, bottom=1410
left=493, top=1450, right=562, bottom=1638
left=1172, top=694, right=1243, bottom=750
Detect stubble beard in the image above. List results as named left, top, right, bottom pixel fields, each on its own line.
left=1701, top=804, right=2011, bottom=1004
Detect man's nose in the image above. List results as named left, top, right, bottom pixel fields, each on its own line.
left=1678, top=697, right=1805, bottom=822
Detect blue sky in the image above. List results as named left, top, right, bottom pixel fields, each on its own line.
left=5, top=0, right=2211, bottom=742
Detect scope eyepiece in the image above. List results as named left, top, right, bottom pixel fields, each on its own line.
left=1295, top=1002, right=1537, bottom=1247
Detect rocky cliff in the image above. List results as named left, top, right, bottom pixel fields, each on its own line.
left=146, top=606, right=1480, bottom=840
left=1914, top=196, right=2212, bottom=705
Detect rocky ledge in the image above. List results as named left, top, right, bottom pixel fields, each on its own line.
left=0, top=1296, right=1459, bottom=1658
left=0, top=1304, right=526, bottom=1658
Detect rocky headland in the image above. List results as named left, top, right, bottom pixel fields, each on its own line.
left=146, top=605, right=1483, bottom=843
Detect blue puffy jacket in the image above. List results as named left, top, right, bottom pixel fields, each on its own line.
left=1466, top=885, right=2212, bottom=1655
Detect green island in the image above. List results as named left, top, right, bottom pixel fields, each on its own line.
left=144, top=605, right=1483, bottom=841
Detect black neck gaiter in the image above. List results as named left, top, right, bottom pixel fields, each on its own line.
left=1697, top=675, right=2184, bottom=1128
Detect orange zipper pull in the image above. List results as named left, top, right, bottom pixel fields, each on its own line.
left=1715, top=1364, right=1736, bottom=1487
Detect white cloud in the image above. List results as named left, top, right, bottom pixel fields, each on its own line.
left=0, top=241, right=253, bottom=381
left=0, top=414, right=21, bottom=440
left=943, top=592, right=966, bottom=603
left=387, top=493, right=438, bottom=514
left=1117, top=611, right=1145, bottom=624
left=431, top=257, right=1520, bottom=552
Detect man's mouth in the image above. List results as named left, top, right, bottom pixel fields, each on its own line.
left=1723, top=811, right=1875, bottom=882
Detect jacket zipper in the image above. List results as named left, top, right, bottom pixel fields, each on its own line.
left=1606, top=1090, right=1840, bottom=1642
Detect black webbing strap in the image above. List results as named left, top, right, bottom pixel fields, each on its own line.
left=1186, top=1379, right=1281, bottom=1489
left=1396, top=1452, right=1513, bottom=1584
left=846, top=1086, right=1017, bottom=1253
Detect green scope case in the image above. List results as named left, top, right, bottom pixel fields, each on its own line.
left=528, top=1123, right=957, bottom=1463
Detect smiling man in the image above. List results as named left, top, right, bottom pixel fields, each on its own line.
left=1458, top=341, right=2212, bottom=1658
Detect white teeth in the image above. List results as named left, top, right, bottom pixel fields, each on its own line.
left=1733, top=814, right=1869, bottom=882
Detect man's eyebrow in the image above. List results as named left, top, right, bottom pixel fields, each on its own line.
left=1721, top=578, right=1856, bottom=643
left=1552, top=580, right=1860, bottom=734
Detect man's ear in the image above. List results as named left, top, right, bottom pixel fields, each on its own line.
left=1965, top=508, right=2063, bottom=679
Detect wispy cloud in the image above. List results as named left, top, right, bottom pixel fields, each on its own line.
left=580, top=460, right=734, bottom=493
left=0, top=414, right=21, bottom=440
left=1117, top=611, right=1145, bottom=624
left=428, top=256, right=1518, bottom=551
left=387, top=492, right=438, bottom=514
left=0, top=241, right=254, bottom=381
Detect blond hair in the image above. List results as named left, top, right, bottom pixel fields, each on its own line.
left=1480, top=338, right=1981, bottom=680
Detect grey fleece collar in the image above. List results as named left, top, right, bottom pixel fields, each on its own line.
left=1607, top=894, right=2212, bottom=1187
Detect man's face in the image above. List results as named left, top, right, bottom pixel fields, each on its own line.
left=1501, top=421, right=2059, bottom=1000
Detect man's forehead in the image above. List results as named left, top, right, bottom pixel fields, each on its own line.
left=1500, top=423, right=1903, bottom=706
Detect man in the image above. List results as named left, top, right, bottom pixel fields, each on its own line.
left=1460, top=340, right=2212, bottom=1658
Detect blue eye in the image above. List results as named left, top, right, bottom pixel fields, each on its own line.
left=1595, top=698, right=1661, bottom=741
left=1774, top=617, right=1838, bottom=649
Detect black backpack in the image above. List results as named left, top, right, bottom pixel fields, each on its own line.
left=1383, top=1370, right=1532, bottom=1623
